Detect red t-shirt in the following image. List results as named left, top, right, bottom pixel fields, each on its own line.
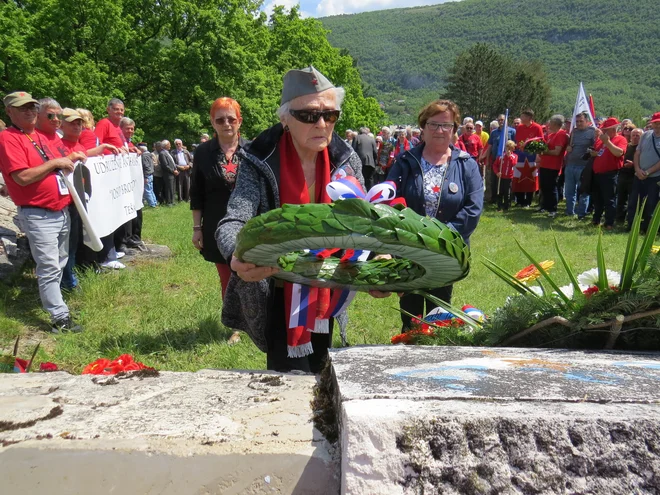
left=0, top=127, right=71, bottom=210
left=94, top=118, right=124, bottom=150
left=79, top=128, right=99, bottom=151
left=593, top=135, right=628, bottom=174
left=493, top=153, right=518, bottom=179
left=455, top=140, right=466, bottom=152
left=515, top=122, right=544, bottom=148
left=61, top=138, right=87, bottom=155
left=459, top=133, right=483, bottom=159
left=541, top=129, right=569, bottom=171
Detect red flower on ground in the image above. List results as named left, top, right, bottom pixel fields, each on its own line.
left=39, top=362, right=58, bottom=372
left=82, top=355, right=153, bottom=375
left=582, top=286, right=599, bottom=298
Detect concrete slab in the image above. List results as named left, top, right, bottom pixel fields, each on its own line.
left=331, top=345, right=660, bottom=403
left=329, top=346, right=660, bottom=494
left=0, top=370, right=339, bottom=494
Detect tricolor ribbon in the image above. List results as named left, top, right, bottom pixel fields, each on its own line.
left=287, top=178, right=405, bottom=353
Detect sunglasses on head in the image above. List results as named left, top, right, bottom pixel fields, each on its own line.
left=215, top=116, right=237, bottom=125
left=289, top=109, right=341, bottom=124
left=47, top=113, right=62, bottom=120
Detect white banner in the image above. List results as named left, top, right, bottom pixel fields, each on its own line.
left=73, top=153, right=143, bottom=246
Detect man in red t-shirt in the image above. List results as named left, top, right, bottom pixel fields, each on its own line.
left=94, top=98, right=128, bottom=153
left=0, top=92, right=85, bottom=333
left=95, top=98, right=130, bottom=268
left=538, top=114, right=569, bottom=216
left=458, top=122, right=484, bottom=166
left=513, top=109, right=544, bottom=207
left=591, top=117, right=628, bottom=229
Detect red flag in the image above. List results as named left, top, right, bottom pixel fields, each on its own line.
left=588, top=94, right=596, bottom=122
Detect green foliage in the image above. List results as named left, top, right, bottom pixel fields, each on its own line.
left=443, top=44, right=551, bottom=121
left=0, top=1, right=385, bottom=144
left=321, top=0, right=660, bottom=124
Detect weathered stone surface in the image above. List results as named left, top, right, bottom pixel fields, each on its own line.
left=0, top=195, right=29, bottom=281
left=0, top=370, right=338, bottom=494
left=330, top=346, right=660, bottom=494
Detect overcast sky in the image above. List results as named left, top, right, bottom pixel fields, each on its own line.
left=262, top=0, right=459, bottom=18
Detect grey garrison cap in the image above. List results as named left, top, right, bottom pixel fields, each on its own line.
left=280, top=66, right=335, bottom=105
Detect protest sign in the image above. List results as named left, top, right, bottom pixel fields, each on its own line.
left=69, top=153, right=143, bottom=249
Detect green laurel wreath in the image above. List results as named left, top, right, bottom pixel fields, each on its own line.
left=234, top=199, right=471, bottom=292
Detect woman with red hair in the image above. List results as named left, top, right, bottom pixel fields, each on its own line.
left=190, top=97, right=246, bottom=317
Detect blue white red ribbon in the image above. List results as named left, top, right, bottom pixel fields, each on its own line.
left=287, top=178, right=401, bottom=348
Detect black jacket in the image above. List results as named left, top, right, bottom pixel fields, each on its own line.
left=216, top=123, right=364, bottom=352
left=352, top=133, right=378, bottom=169
left=189, top=137, right=247, bottom=264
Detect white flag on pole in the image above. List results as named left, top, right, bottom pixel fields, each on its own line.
left=570, top=82, right=595, bottom=130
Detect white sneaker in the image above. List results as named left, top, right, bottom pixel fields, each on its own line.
left=116, top=251, right=126, bottom=259
left=100, top=260, right=126, bottom=270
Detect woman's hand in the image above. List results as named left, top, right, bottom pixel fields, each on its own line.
left=192, top=230, right=203, bottom=250
left=231, top=255, right=279, bottom=282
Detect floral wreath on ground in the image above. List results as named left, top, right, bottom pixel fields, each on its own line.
left=393, top=205, right=660, bottom=350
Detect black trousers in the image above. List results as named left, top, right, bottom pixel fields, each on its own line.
left=515, top=192, right=534, bottom=207
left=162, top=174, right=176, bottom=205
left=153, top=176, right=164, bottom=203
left=592, top=171, right=618, bottom=227
left=267, top=288, right=333, bottom=373
left=616, top=172, right=635, bottom=223
left=362, top=166, right=375, bottom=191
left=539, top=168, right=560, bottom=212
left=497, top=178, right=512, bottom=210
left=400, top=285, right=453, bottom=331
left=122, top=209, right=143, bottom=245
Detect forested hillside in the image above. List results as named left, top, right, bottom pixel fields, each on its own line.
left=321, top=0, right=660, bottom=123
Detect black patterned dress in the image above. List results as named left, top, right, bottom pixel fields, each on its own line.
left=189, top=137, right=245, bottom=264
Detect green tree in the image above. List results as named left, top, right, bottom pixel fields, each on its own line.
left=442, top=43, right=551, bottom=121
left=0, top=1, right=384, bottom=144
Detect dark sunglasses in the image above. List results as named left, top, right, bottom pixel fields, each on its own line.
left=215, top=116, right=237, bottom=125
left=289, top=109, right=341, bottom=124
left=623, top=127, right=633, bottom=131
left=47, top=113, right=62, bottom=120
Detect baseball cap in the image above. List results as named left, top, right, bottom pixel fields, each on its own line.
left=3, top=91, right=39, bottom=108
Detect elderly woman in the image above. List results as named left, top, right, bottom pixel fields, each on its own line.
left=217, top=67, right=364, bottom=373
left=190, top=97, right=246, bottom=298
left=387, top=99, right=483, bottom=331
left=538, top=114, right=569, bottom=217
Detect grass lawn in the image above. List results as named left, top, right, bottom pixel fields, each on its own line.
left=0, top=201, right=632, bottom=373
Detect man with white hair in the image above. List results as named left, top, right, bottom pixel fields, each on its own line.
left=159, top=139, right=178, bottom=206
left=171, top=138, right=192, bottom=201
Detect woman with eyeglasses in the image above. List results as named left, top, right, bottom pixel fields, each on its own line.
left=216, top=67, right=365, bottom=372
left=190, top=98, right=246, bottom=309
left=387, top=99, right=484, bottom=331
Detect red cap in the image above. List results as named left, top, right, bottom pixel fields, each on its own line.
left=599, top=117, right=620, bottom=129
left=648, top=112, right=660, bottom=124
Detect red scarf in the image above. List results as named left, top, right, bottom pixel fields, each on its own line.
left=279, top=131, right=332, bottom=357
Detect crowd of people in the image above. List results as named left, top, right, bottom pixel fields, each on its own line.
left=347, top=109, right=660, bottom=233
left=0, top=93, right=208, bottom=333
left=1, top=73, right=659, bottom=375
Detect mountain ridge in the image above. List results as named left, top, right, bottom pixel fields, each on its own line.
left=320, top=0, right=660, bottom=123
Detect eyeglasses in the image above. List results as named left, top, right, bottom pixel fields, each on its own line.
left=47, top=113, right=62, bottom=120
left=465, top=126, right=474, bottom=130
left=426, top=121, right=454, bottom=132
left=16, top=104, right=39, bottom=113
left=215, top=116, right=238, bottom=125
left=289, top=109, right=341, bottom=124
left=623, top=127, right=633, bottom=131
